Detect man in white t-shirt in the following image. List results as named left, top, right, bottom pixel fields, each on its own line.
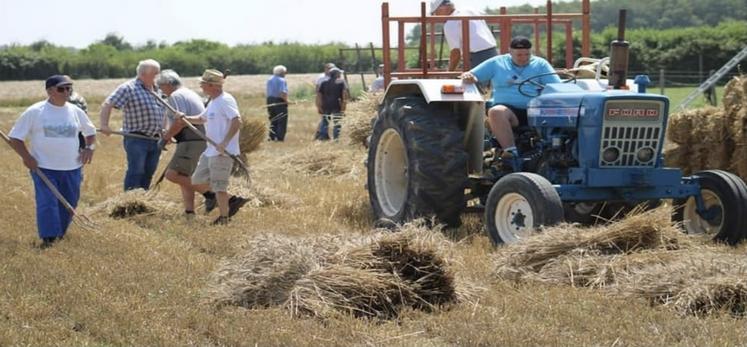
left=8, top=75, right=96, bottom=248
left=179, top=69, right=248, bottom=225
left=431, top=0, right=498, bottom=71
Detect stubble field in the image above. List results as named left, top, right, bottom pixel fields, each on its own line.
left=0, top=74, right=745, bottom=346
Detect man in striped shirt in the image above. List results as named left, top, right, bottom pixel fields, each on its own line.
left=99, top=59, right=164, bottom=191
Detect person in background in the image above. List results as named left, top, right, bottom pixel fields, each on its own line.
left=369, top=64, right=385, bottom=92
left=156, top=69, right=209, bottom=218
left=266, top=65, right=289, bottom=141
left=178, top=69, right=249, bottom=225
left=99, top=59, right=164, bottom=191
left=7, top=75, right=96, bottom=248
left=315, top=68, right=348, bottom=141
left=314, top=62, right=336, bottom=91
left=431, top=0, right=498, bottom=72
left=461, top=36, right=559, bottom=161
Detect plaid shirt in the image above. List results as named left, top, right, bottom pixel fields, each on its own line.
left=105, top=78, right=164, bottom=137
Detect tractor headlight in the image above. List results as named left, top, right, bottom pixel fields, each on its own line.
left=636, top=147, right=655, bottom=163
left=602, top=147, right=620, bottom=163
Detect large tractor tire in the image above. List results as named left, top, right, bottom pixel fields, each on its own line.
left=367, top=97, right=468, bottom=227
left=673, top=170, right=747, bottom=245
left=485, top=173, right=564, bottom=245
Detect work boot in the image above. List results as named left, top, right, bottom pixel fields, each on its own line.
left=184, top=210, right=196, bottom=221
left=228, top=196, right=249, bottom=218
left=40, top=237, right=57, bottom=249
left=203, top=191, right=217, bottom=213
left=211, top=215, right=230, bottom=226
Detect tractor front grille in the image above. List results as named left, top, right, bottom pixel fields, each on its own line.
left=599, top=100, right=665, bottom=167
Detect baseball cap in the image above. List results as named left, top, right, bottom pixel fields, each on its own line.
left=45, top=75, right=73, bottom=89
left=510, top=36, right=532, bottom=49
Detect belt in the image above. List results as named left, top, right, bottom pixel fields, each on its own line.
left=129, top=131, right=160, bottom=138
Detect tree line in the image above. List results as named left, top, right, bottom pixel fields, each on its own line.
left=1, top=21, right=746, bottom=81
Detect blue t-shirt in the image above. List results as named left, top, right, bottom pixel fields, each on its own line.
left=471, top=54, right=560, bottom=108
left=266, top=75, right=288, bottom=98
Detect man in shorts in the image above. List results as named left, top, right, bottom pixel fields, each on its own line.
left=156, top=69, right=208, bottom=217
left=179, top=69, right=248, bottom=225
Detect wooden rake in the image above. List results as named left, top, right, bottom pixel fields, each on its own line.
left=0, top=129, right=97, bottom=232
left=147, top=89, right=252, bottom=179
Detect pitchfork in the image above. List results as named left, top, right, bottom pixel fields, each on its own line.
left=0, top=129, right=97, bottom=232
left=147, top=89, right=252, bottom=179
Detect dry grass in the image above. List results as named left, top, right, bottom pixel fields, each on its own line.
left=342, top=91, right=382, bottom=147
left=1, top=76, right=747, bottom=346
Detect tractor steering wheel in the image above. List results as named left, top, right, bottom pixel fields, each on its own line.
left=517, top=71, right=577, bottom=97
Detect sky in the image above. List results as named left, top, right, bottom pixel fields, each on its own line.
left=0, top=0, right=563, bottom=48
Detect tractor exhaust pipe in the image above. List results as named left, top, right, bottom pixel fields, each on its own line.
left=608, top=9, right=629, bottom=90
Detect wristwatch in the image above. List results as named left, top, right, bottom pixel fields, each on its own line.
left=85, top=143, right=96, bottom=151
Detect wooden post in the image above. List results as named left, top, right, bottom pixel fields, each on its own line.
left=499, top=7, right=509, bottom=53
left=421, top=2, right=428, bottom=77
left=534, top=8, right=541, bottom=57
left=398, top=21, right=406, bottom=72
left=428, top=7, right=436, bottom=70
left=546, top=0, right=553, bottom=63
left=462, top=19, right=471, bottom=70
left=582, top=0, right=590, bottom=57
left=659, top=68, right=665, bottom=95
left=369, top=42, right=378, bottom=77
left=355, top=43, right=367, bottom=91
left=565, top=22, right=573, bottom=68
left=382, top=3, right=391, bottom=87
left=339, top=48, right=349, bottom=85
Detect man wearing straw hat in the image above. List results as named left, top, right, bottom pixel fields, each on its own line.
left=178, top=69, right=248, bottom=225
left=266, top=65, right=289, bottom=141
left=7, top=75, right=96, bottom=248
left=156, top=69, right=207, bottom=217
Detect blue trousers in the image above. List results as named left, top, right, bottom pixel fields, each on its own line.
left=31, top=167, right=81, bottom=239
left=315, top=113, right=343, bottom=140
left=123, top=137, right=161, bottom=191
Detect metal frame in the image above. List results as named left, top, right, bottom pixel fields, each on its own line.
left=381, top=0, right=591, bottom=87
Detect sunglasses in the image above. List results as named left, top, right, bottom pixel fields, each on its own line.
left=56, top=86, right=72, bottom=93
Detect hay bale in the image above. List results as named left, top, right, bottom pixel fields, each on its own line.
left=723, top=76, right=746, bottom=116
left=87, top=189, right=179, bottom=219
left=285, top=264, right=414, bottom=319
left=274, top=142, right=365, bottom=179
left=343, top=91, right=382, bottom=147
left=239, top=117, right=266, bottom=155
left=205, top=234, right=319, bottom=308
left=615, top=250, right=747, bottom=317
left=667, top=110, right=694, bottom=145
left=494, top=206, right=684, bottom=280
left=205, top=222, right=476, bottom=319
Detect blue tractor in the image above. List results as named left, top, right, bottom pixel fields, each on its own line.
left=366, top=9, right=747, bottom=245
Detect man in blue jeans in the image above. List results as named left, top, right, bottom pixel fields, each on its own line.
left=8, top=75, right=97, bottom=248
left=315, top=68, right=348, bottom=141
left=99, top=59, right=164, bottom=191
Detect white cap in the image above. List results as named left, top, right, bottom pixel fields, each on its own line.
left=430, top=0, right=451, bottom=14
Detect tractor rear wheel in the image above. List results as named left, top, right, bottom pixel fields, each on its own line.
left=367, top=97, right=468, bottom=227
left=485, top=173, right=564, bottom=244
left=673, top=170, right=747, bottom=245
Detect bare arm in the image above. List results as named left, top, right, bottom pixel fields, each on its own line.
left=315, top=91, right=323, bottom=114
left=219, top=116, right=241, bottom=152
left=99, top=102, right=114, bottom=135
left=280, top=91, right=288, bottom=103
left=78, top=135, right=96, bottom=165
left=9, top=138, right=37, bottom=170
left=448, top=48, right=461, bottom=71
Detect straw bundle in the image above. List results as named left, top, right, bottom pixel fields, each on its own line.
left=615, top=250, right=747, bottom=317
left=343, top=91, right=382, bottom=147
left=205, top=234, right=318, bottom=308
left=206, top=222, right=475, bottom=319
left=227, top=179, right=302, bottom=208
left=239, top=117, right=267, bottom=155
left=87, top=189, right=179, bottom=219
left=285, top=264, right=414, bottom=319
left=274, top=142, right=365, bottom=179
left=723, top=76, right=746, bottom=116
left=495, top=207, right=682, bottom=280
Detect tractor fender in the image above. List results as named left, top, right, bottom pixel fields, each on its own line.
left=382, top=79, right=485, bottom=175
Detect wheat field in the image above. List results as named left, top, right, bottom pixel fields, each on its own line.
left=0, top=74, right=746, bottom=346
